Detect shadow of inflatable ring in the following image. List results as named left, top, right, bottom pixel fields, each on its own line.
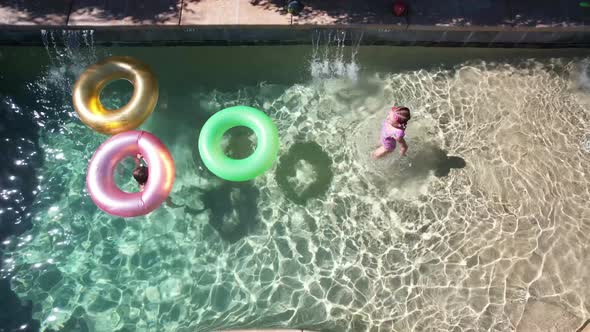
left=275, top=142, right=333, bottom=205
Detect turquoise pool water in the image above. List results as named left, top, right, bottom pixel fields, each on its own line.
left=1, top=34, right=590, bottom=332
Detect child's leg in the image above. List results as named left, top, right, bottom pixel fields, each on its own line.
left=372, top=146, right=392, bottom=159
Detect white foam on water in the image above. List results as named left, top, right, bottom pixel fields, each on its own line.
left=288, top=160, right=318, bottom=196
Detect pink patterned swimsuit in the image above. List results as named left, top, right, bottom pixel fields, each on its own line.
left=380, top=122, right=405, bottom=151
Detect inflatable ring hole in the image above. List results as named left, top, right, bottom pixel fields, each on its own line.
left=221, top=126, right=258, bottom=159
left=99, top=79, right=134, bottom=111
left=87, top=130, right=175, bottom=217
left=113, top=156, right=143, bottom=190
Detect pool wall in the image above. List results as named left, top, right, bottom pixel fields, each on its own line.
left=1, top=25, right=590, bottom=47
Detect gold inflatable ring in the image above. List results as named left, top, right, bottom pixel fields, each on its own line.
left=72, top=56, right=158, bottom=135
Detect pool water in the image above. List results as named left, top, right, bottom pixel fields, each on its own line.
left=1, top=34, right=590, bottom=332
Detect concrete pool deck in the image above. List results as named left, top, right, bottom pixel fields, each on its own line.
left=0, top=0, right=590, bottom=46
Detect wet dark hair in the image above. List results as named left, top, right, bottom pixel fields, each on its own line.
left=132, top=166, right=148, bottom=185
left=395, top=107, right=411, bottom=122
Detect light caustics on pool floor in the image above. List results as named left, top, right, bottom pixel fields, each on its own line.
left=1, top=43, right=590, bottom=332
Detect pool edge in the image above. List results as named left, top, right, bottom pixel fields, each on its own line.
left=0, top=25, right=589, bottom=47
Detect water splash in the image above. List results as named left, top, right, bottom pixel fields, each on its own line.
left=40, top=29, right=97, bottom=91
left=310, top=30, right=361, bottom=81
left=40, top=29, right=96, bottom=61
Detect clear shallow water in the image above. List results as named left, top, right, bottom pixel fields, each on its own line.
left=1, top=38, right=590, bottom=332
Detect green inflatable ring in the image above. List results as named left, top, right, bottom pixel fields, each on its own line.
left=198, top=106, right=279, bottom=181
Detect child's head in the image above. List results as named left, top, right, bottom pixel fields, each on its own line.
left=388, top=106, right=411, bottom=127
left=132, top=165, right=149, bottom=185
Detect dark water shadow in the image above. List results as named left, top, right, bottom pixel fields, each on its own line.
left=391, top=143, right=466, bottom=184
left=0, top=96, right=43, bottom=331
left=435, top=155, right=467, bottom=177
left=201, top=182, right=261, bottom=243
left=193, top=125, right=261, bottom=243
left=275, top=141, right=333, bottom=205
left=0, top=47, right=76, bottom=331
left=0, top=98, right=43, bottom=244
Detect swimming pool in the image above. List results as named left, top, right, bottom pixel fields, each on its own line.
left=1, top=34, right=590, bottom=332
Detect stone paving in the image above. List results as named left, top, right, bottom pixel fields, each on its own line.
left=0, top=0, right=589, bottom=28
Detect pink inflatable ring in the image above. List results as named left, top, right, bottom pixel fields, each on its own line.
left=86, top=130, right=175, bottom=217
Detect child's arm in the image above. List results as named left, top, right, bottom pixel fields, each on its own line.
left=396, top=137, right=408, bottom=156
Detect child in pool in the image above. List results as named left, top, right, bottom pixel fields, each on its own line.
left=132, top=154, right=149, bottom=191
left=372, top=106, right=411, bottom=159
left=132, top=154, right=179, bottom=207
